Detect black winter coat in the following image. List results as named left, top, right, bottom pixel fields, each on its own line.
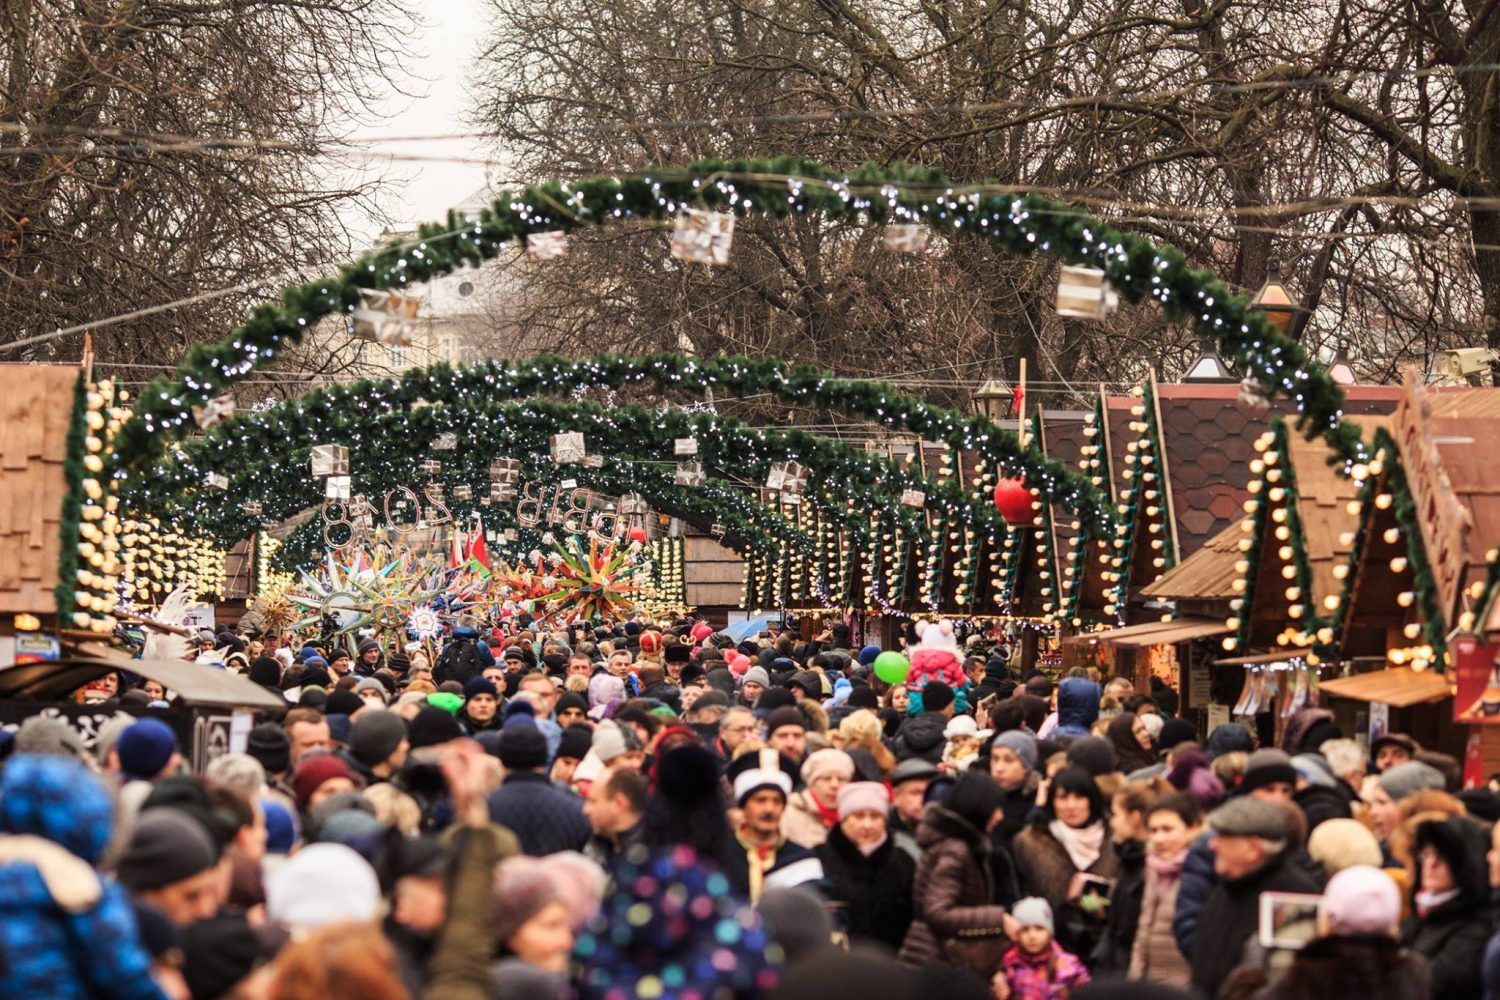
left=1093, top=838, right=1145, bottom=975
left=1403, top=814, right=1493, bottom=1000
left=816, top=824, right=916, bottom=951
left=1254, top=934, right=1430, bottom=1000
left=484, top=771, right=590, bottom=856
left=1190, top=848, right=1322, bottom=995
left=891, top=712, right=946, bottom=763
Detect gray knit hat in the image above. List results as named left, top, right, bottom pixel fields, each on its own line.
left=742, top=666, right=770, bottom=688
left=1207, top=797, right=1290, bottom=840
left=1011, top=896, right=1054, bottom=934
left=993, top=730, right=1039, bottom=772
left=1378, top=760, right=1446, bottom=801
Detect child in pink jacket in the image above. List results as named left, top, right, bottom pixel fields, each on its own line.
left=998, top=897, right=1091, bottom=1000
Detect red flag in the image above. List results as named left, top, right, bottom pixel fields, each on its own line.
left=467, top=516, right=491, bottom=571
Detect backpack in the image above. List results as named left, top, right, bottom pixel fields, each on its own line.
left=436, top=638, right=483, bottom=686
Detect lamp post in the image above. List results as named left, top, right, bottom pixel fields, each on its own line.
left=1328, top=340, right=1357, bottom=386
left=1251, top=259, right=1297, bottom=336
left=1183, top=338, right=1237, bottom=383
left=974, top=379, right=1009, bottom=422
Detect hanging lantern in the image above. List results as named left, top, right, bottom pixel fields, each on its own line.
left=627, top=526, right=648, bottom=544
left=993, top=478, right=1035, bottom=524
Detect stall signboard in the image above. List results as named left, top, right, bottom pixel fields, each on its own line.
left=1453, top=631, right=1500, bottom=724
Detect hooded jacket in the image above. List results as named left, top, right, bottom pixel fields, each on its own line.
left=1054, top=678, right=1100, bottom=739
left=1403, top=815, right=1492, bottom=999
left=897, top=804, right=1012, bottom=977
left=0, top=755, right=167, bottom=1000
left=891, top=711, right=947, bottom=763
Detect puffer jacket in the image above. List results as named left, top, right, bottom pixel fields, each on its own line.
left=0, top=755, right=166, bottom=1000
left=897, top=804, right=1012, bottom=977
left=1128, top=850, right=1192, bottom=988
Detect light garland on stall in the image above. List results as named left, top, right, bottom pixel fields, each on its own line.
left=1104, top=378, right=1176, bottom=620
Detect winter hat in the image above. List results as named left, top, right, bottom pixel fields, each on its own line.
left=731, top=749, right=795, bottom=806
left=117, top=808, right=219, bottom=891
left=920, top=681, right=955, bottom=714
left=1291, top=753, right=1337, bottom=789
left=261, top=797, right=297, bottom=854
left=407, top=705, right=464, bottom=748
left=742, top=665, right=770, bottom=688
left=428, top=691, right=464, bottom=715
left=1320, top=865, right=1401, bottom=936
left=756, top=687, right=797, bottom=714
left=347, top=711, right=407, bottom=768
left=556, top=691, right=588, bottom=717
left=1240, top=748, right=1299, bottom=794
left=765, top=705, right=806, bottom=736
left=800, top=748, right=855, bottom=786
left=492, top=852, right=604, bottom=945
left=592, top=721, right=644, bottom=764
left=498, top=720, right=549, bottom=771
left=315, top=808, right=384, bottom=848
left=463, top=676, right=499, bottom=700
left=836, top=781, right=889, bottom=820
left=354, top=676, right=387, bottom=698
left=858, top=645, right=881, bottom=666
left=246, top=724, right=290, bottom=776
left=1011, top=896, right=1054, bottom=935
left=1205, top=722, right=1256, bottom=759
left=357, top=638, right=381, bottom=657
left=556, top=725, right=594, bottom=762
left=1157, top=717, right=1197, bottom=752
left=116, top=718, right=179, bottom=780
left=1378, top=760, right=1445, bottom=801
left=15, top=716, right=88, bottom=761
left=266, top=842, right=380, bottom=930
left=847, top=686, right=879, bottom=710
left=943, top=715, right=992, bottom=741
left=756, top=886, right=835, bottom=965
left=0, top=753, right=116, bottom=865
left=589, top=673, right=626, bottom=709
left=993, top=730, right=1039, bottom=772
left=291, top=754, right=355, bottom=808
left=1207, top=797, right=1290, bottom=841
left=182, top=913, right=267, bottom=1000
left=249, top=657, right=282, bottom=687
left=325, top=689, right=364, bottom=717
left=890, top=758, right=939, bottom=788
left=1307, top=818, right=1382, bottom=874
left=1065, top=736, right=1118, bottom=777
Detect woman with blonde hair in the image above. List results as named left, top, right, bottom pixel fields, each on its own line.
left=838, top=709, right=896, bottom=780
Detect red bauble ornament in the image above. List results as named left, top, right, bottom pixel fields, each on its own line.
left=627, top=527, right=648, bottom=544
left=993, top=478, right=1036, bottom=525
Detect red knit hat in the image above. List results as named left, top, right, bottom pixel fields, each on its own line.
left=292, top=754, right=355, bottom=808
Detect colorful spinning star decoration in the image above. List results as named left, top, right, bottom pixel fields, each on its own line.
left=536, top=536, right=648, bottom=622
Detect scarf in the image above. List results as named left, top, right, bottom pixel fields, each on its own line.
left=1049, top=818, right=1105, bottom=872
left=736, top=827, right=784, bottom=903
left=1146, top=846, right=1188, bottom=880
left=857, top=834, right=888, bottom=857
left=1414, top=887, right=1461, bottom=918
left=812, top=793, right=841, bottom=829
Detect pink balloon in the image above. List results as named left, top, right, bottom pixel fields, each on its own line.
left=691, top=622, right=713, bottom=642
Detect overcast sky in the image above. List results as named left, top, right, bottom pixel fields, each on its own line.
left=344, top=0, right=496, bottom=244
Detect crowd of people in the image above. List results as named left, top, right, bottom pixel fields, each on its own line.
left=0, top=610, right=1492, bottom=1000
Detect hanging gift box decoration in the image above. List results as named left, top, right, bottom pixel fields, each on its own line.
left=674, top=437, right=699, bottom=456
left=710, top=522, right=727, bottom=539
left=453, top=484, right=473, bottom=501
left=526, top=231, right=568, bottom=260
left=883, top=224, right=929, bottom=253
left=674, top=461, right=706, bottom=487
left=550, top=432, right=585, bottom=465
left=420, top=459, right=442, bottom=476
left=192, top=395, right=236, bottom=431
left=581, top=453, right=604, bottom=468
left=766, top=460, right=808, bottom=496
left=1237, top=378, right=1271, bottom=419
left=206, top=472, right=229, bottom=491
left=432, top=433, right=458, bottom=451
left=243, top=500, right=264, bottom=518
left=325, top=476, right=351, bottom=500
left=900, top=488, right=927, bottom=508
left=670, top=208, right=735, bottom=265
left=351, top=289, right=420, bottom=346
left=310, top=444, right=349, bottom=477
left=1055, top=266, right=1119, bottom=319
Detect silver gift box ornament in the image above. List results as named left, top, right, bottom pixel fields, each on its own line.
left=526, top=231, right=568, bottom=260
left=325, top=476, right=351, bottom=500
left=205, top=472, right=229, bottom=491
left=1055, top=266, right=1119, bottom=319
left=900, top=489, right=926, bottom=508
left=489, top=458, right=520, bottom=484
left=352, top=289, right=420, bottom=346
left=581, top=453, right=604, bottom=469
left=670, top=208, right=735, bottom=266
left=192, top=395, right=236, bottom=431
left=432, top=433, right=458, bottom=451
left=674, top=461, right=706, bottom=487
left=310, top=444, right=349, bottom=477
left=550, top=432, right=585, bottom=465
left=674, top=437, right=699, bottom=456
left=453, top=484, right=473, bottom=501
left=420, top=459, right=442, bottom=476
left=883, top=224, right=929, bottom=253
left=766, top=460, right=807, bottom=496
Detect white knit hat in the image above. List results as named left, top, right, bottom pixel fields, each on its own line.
left=1011, top=896, right=1053, bottom=934
left=266, top=843, right=380, bottom=931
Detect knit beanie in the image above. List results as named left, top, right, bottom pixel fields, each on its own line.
left=463, top=675, right=499, bottom=700
left=556, top=691, right=588, bottom=717
left=357, top=638, right=381, bottom=657
left=742, top=666, right=770, bottom=689
left=246, top=724, right=290, bottom=776
left=428, top=691, right=464, bottom=715
left=325, top=689, right=364, bottom=717
left=262, top=797, right=297, bottom=854
left=291, top=754, right=355, bottom=809
left=556, top=725, right=594, bottom=762
left=858, top=645, right=881, bottom=666
left=592, top=721, right=643, bottom=764
left=1011, top=896, right=1054, bottom=934
left=498, top=720, right=549, bottom=771
left=354, top=676, right=388, bottom=698
left=800, top=748, right=855, bottom=786
left=491, top=856, right=570, bottom=945
left=248, top=657, right=282, bottom=688
left=116, top=718, right=179, bottom=780
left=1157, top=717, right=1197, bottom=752
left=1378, top=760, right=1446, bottom=801
left=1320, top=865, right=1401, bottom=936
left=1240, top=748, right=1299, bottom=794
left=347, top=711, right=407, bottom=768
left=836, top=781, right=889, bottom=820
left=1307, top=817, right=1382, bottom=874
left=1065, top=735, right=1118, bottom=777
left=408, top=705, right=464, bottom=748
left=765, top=706, right=806, bottom=736
left=921, top=681, right=955, bottom=714
left=117, top=809, right=219, bottom=891
left=993, top=730, right=1039, bottom=772
left=15, top=716, right=88, bottom=761
left=182, top=914, right=267, bottom=1000
left=266, top=842, right=380, bottom=931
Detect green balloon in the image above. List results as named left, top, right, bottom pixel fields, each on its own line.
left=873, top=651, right=910, bottom=685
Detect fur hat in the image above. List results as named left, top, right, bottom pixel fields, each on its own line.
left=1307, top=817, right=1382, bottom=874
left=800, top=748, right=854, bottom=786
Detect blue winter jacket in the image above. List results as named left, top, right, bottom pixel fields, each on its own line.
left=1054, top=677, right=1101, bottom=739
left=1171, top=829, right=1217, bottom=955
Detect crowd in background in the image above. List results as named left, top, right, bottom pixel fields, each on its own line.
left=0, top=611, right=1492, bottom=1000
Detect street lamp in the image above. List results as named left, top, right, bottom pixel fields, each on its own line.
left=974, top=379, right=1010, bottom=421
left=1328, top=340, right=1357, bottom=386
left=1183, top=338, right=1237, bottom=382
left=1252, top=259, right=1296, bottom=336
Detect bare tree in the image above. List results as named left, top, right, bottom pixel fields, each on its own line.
left=0, top=0, right=415, bottom=380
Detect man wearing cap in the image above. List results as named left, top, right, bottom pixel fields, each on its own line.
left=1189, top=798, right=1322, bottom=993
left=739, top=666, right=770, bottom=709
left=117, top=809, right=224, bottom=926
left=764, top=706, right=808, bottom=765
left=888, top=758, right=938, bottom=859
left=485, top=718, right=589, bottom=856
left=460, top=676, right=503, bottom=734
left=1367, top=760, right=1447, bottom=845
left=112, top=718, right=182, bottom=785
left=328, top=649, right=354, bottom=679
left=725, top=750, right=823, bottom=901
left=1371, top=732, right=1418, bottom=774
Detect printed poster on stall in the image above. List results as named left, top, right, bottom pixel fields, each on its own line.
left=1453, top=632, right=1500, bottom=724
